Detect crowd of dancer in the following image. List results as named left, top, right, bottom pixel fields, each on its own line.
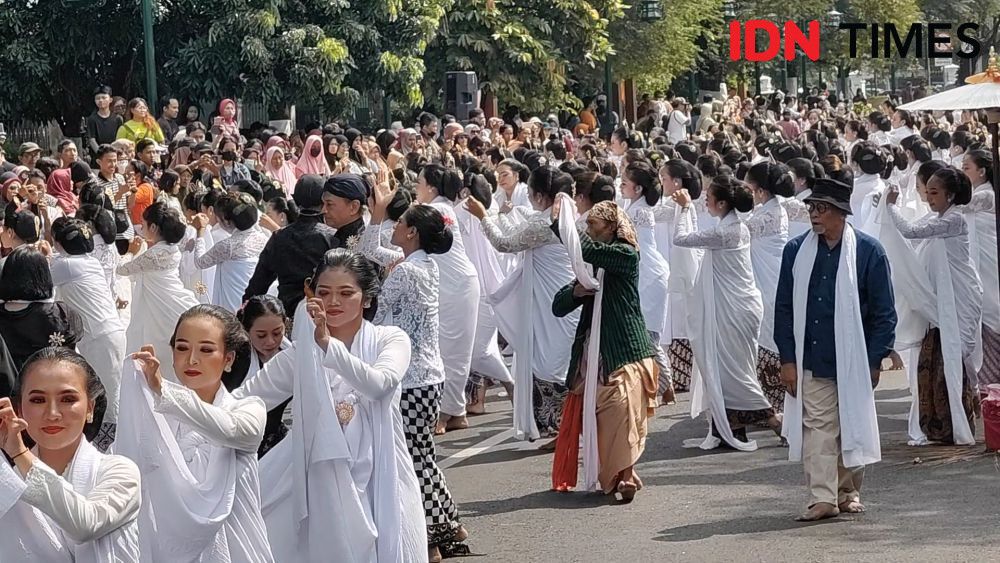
left=0, top=81, right=997, bottom=561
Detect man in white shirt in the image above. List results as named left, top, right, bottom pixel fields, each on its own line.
left=666, top=98, right=691, bottom=144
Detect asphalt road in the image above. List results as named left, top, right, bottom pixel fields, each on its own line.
left=435, top=371, right=1000, bottom=562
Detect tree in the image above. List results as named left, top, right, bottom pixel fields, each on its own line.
left=0, top=0, right=144, bottom=132
left=423, top=0, right=624, bottom=113
left=606, top=0, right=724, bottom=94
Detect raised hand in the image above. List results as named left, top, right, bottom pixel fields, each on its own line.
left=306, top=297, right=331, bottom=351
left=0, top=397, right=28, bottom=457
left=131, top=344, right=163, bottom=394
left=465, top=197, right=487, bottom=221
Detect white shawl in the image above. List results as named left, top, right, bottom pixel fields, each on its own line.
left=554, top=193, right=603, bottom=491
left=214, top=258, right=259, bottom=313
left=114, top=363, right=272, bottom=562
left=686, top=213, right=769, bottom=451
left=258, top=305, right=425, bottom=562
left=748, top=198, right=789, bottom=353
left=784, top=227, right=882, bottom=467
left=489, top=220, right=579, bottom=441
left=0, top=440, right=139, bottom=562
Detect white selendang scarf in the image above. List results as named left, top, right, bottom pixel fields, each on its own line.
left=489, top=209, right=579, bottom=441
left=0, top=440, right=139, bottom=562
left=258, top=304, right=424, bottom=562
left=114, top=361, right=271, bottom=562
left=554, top=193, right=603, bottom=491
left=783, top=226, right=882, bottom=467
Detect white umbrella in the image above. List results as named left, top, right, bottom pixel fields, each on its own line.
left=900, top=47, right=1000, bottom=292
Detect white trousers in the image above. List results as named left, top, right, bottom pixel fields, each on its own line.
left=470, top=296, right=513, bottom=384
left=77, top=329, right=127, bottom=423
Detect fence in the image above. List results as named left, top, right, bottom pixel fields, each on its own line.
left=2, top=120, right=63, bottom=155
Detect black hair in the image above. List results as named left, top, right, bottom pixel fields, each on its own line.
left=612, top=127, right=642, bottom=150
left=233, top=179, right=264, bottom=204
left=237, top=295, right=288, bottom=339
left=135, top=138, right=156, bottom=156
left=498, top=159, right=530, bottom=183
left=159, top=169, right=180, bottom=196
left=36, top=157, right=61, bottom=179
left=964, top=149, right=994, bottom=186
left=57, top=138, right=76, bottom=154
left=852, top=142, right=890, bottom=176
left=52, top=217, right=95, bottom=255
left=574, top=171, right=616, bottom=205
left=184, top=189, right=205, bottom=214
left=420, top=163, right=463, bottom=201
left=916, top=160, right=946, bottom=188
left=895, top=109, right=915, bottom=129
left=624, top=161, right=662, bottom=206
left=709, top=175, right=754, bottom=214
left=401, top=204, right=454, bottom=255
left=674, top=142, right=699, bottom=165
left=662, top=159, right=703, bottom=199
left=128, top=159, right=150, bottom=184
left=201, top=187, right=226, bottom=211
left=15, top=347, right=108, bottom=439
left=0, top=246, right=52, bottom=301
left=94, top=85, right=113, bottom=97
left=746, top=161, right=795, bottom=198
left=952, top=130, right=974, bottom=152
left=142, top=201, right=187, bottom=244
left=908, top=139, right=933, bottom=163
left=74, top=204, right=117, bottom=244
left=545, top=139, right=567, bottom=161
left=418, top=112, right=438, bottom=129
left=527, top=166, right=574, bottom=203
left=95, top=144, right=118, bottom=161
left=170, top=304, right=250, bottom=358
left=220, top=192, right=259, bottom=231
left=846, top=120, right=869, bottom=140
left=929, top=167, right=973, bottom=206
left=267, top=196, right=300, bottom=225
left=159, top=95, right=177, bottom=111
left=928, top=128, right=951, bottom=150
left=3, top=204, right=40, bottom=243
left=695, top=153, right=722, bottom=181
left=309, top=249, right=382, bottom=315
left=465, top=173, right=493, bottom=209
left=786, top=157, right=823, bottom=186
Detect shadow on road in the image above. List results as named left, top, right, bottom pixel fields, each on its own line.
left=653, top=513, right=847, bottom=542
left=461, top=489, right=613, bottom=516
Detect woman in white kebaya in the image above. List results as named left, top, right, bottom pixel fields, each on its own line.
left=116, top=201, right=200, bottom=382
left=672, top=175, right=781, bottom=450
left=235, top=249, right=426, bottom=562
left=0, top=348, right=140, bottom=562
left=115, top=305, right=273, bottom=562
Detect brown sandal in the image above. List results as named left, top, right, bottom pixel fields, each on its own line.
left=616, top=480, right=638, bottom=503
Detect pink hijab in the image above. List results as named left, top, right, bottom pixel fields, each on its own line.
left=295, top=135, right=331, bottom=178
left=46, top=168, right=78, bottom=215
left=265, top=146, right=298, bottom=194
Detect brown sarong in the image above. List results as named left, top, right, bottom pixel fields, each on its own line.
left=917, top=328, right=977, bottom=443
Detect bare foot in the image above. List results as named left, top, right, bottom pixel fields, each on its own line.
left=661, top=385, right=676, bottom=406
left=795, top=502, right=840, bottom=521
left=616, top=480, right=638, bottom=503
left=446, top=415, right=469, bottom=431
left=428, top=545, right=442, bottom=563
left=838, top=500, right=866, bottom=514
left=434, top=415, right=450, bottom=436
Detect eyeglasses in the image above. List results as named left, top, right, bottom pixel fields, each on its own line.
left=806, top=201, right=831, bottom=214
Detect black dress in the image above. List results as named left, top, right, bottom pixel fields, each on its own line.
left=0, top=301, right=85, bottom=373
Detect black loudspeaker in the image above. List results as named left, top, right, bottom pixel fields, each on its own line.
left=445, top=71, right=478, bottom=121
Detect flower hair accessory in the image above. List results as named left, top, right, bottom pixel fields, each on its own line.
left=441, top=215, right=454, bottom=227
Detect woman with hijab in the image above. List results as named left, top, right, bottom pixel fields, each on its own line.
left=45, top=162, right=86, bottom=216
left=211, top=98, right=240, bottom=144
left=264, top=145, right=298, bottom=195
left=0, top=348, right=141, bottom=562
left=961, top=149, right=999, bottom=387
left=295, top=134, right=332, bottom=179
left=234, top=250, right=426, bottom=562
left=671, top=175, right=781, bottom=450
left=115, top=97, right=164, bottom=144
left=345, top=128, right=376, bottom=175
left=115, top=305, right=273, bottom=561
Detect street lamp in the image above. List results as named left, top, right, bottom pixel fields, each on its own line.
left=723, top=0, right=737, bottom=20
left=826, top=9, right=842, bottom=28
left=638, top=0, right=664, bottom=21
left=825, top=9, right=843, bottom=97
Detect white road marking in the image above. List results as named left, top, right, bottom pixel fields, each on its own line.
left=438, top=428, right=515, bottom=469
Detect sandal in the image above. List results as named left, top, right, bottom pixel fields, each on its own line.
left=616, top=480, right=638, bottom=503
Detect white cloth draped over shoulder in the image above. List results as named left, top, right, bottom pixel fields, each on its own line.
left=653, top=198, right=702, bottom=344
left=675, top=209, right=770, bottom=451
left=624, top=197, right=670, bottom=336
left=886, top=204, right=981, bottom=445
left=554, top=193, right=603, bottom=491
left=487, top=206, right=580, bottom=440
left=782, top=226, right=882, bottom=467
left=747, top=197, right=789, bottom=353
left=117, top=242, right=200, bottom=382
left=0, top=439, right=140, bottom=562
left=240, top=304, right=425, bottom=562
left=965, top=183, right=999, bottom=333
left=851, top=173, right=886, bottom=232
left=113, top=362, right=273, bottom=562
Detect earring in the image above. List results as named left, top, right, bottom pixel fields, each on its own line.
left=224, top=365, right=232, bottom=373
left=86, top=414, right=94, bottom=423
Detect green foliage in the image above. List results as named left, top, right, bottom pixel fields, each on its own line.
left=607, top=0, right=724, bottom=94
left=423, top=0, right=624, bottom=112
